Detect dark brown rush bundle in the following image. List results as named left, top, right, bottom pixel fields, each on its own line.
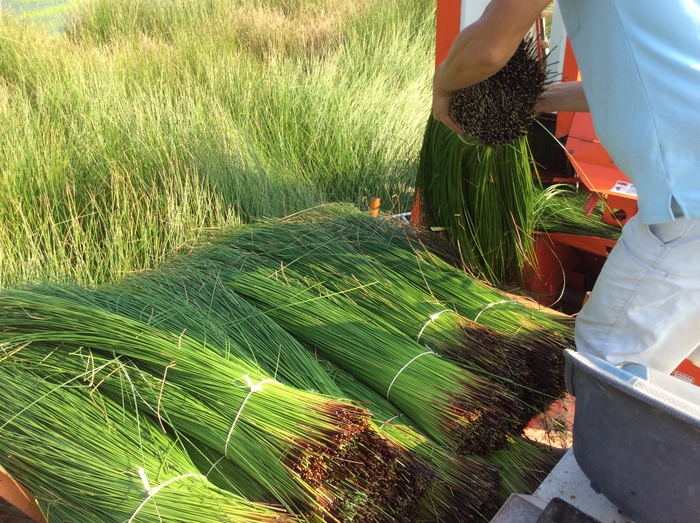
left=450, top=37, right=546, bottom=147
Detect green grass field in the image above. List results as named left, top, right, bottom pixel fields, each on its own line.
left=0, top=0, right=435, bottom=287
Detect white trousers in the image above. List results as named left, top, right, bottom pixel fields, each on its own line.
left=575, top=214, right=700, bottom=374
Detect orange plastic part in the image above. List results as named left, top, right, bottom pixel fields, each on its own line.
left=409, top=188, right=424, bottom=226
left=0, top=468, right=46, bottom=523
left=435, top=0, right=461, bottom=69
left=523, top=231, right=614, bottom=307
left=564, top=112, right=638, bottom=227
left=554, top=39, right=580, bottom=139
left=672, top=360, right=700, bottom=386
left=369, top=197, right=381, bottom=218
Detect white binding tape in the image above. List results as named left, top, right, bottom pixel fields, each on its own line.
left=474, top=299, right=517, bottom=322
left=128, top=467, right=206, bottom=522
left=386, top=350, right=435, bottom=401
left=416, top=309, right=452, bottom=342
left=224, top=375, right=278, bottom=458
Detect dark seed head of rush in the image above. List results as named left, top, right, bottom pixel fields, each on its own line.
left=449, top=37, right=547, bottom=147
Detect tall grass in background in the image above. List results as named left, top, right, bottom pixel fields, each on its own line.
left=0, top=0, right=434, bottom=287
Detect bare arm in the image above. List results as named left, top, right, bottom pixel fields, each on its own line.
left=535, top=81, right=590, bottom=113
left=432, top=0, right=552, bottom=134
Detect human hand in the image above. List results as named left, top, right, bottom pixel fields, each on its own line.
left=432, top=66, right=464, bottom=136
left=534, top=82, right=589, bottom=114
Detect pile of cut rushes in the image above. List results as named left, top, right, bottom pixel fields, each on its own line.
left=0, top=364, right=297, bottom=523
left=0, top=205, right=568, bottom=522
left=0, top=286, right=429, bottom=522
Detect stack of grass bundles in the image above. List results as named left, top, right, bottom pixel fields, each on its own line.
left=98, top=270, right=440, bottom=521
left=0, top=285, right=424, bottom=522
left=195, top=259, right=517, bottom=456
left=415, top=37, right=547, bottom=285
left=196, top=221, right=547, bottom=431
left=247, top=206, right=571, bottom=409
left=86, top=275, right=430, bottom=521
left=0, top=365, right=295, bottom=523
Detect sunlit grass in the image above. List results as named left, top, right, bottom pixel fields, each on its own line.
left=0, top=0, right=434, bottom=287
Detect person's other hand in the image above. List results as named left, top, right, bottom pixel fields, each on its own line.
left=535, top=82, right=589, bottom=114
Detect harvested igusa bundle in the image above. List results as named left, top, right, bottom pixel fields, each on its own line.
left=0, top=285, right=427, bottom=522
left=0, top=366, right=295, bottom=523
left=191, top=219, right=551, bottom=435
left=414, top=38, right=547, bottom=284
left=449, top=37, right=546, bottom=147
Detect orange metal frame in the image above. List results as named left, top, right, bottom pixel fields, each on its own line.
left=435, top=0, right=461, bottom=69
left=410, top=0, right=461, bottom=227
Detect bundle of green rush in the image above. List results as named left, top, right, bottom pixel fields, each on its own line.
left=0, top=285, right=425, bottom=522
left=0, top=365, right=295, bottom=523
left=534, top=184, right=623, bottom=240
left=414, top=36, right=547, bottom=286
left=194, top=220, right=555, bottom=430
left=486, top=436, right=561, bottom=506
left=415, top=118, right=537, bottom=285
left=256, top=205, right=572, bottom=410
left=316, top=206, right=572, bottom=332
left=181, top=248, right=518, bottom=456
left=98, top=266, right=341, bottom=394
left=324, top=360, right=502, bottom=523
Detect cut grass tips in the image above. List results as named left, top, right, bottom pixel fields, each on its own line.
left=449, top=37, right=546, bottom=147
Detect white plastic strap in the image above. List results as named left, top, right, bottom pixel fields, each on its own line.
left=379, top=413, right=404, bottom=429
left=386, top=350, right=435, bottom=401
left=416, top=309, right=452, bottom=342
left=224, top=375, right=278, bottom=458
left=474, top=299, right=517, bottom=322
left=128, top=467, right=206, bottom=522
